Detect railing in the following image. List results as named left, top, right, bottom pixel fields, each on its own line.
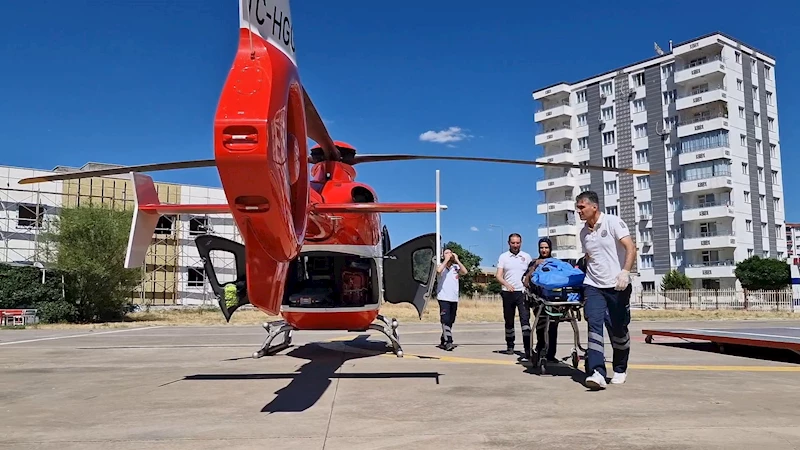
left=678, top=84, right=727, bottom=98
left=687, top=260, right=735, bottom=268
left=459, top=287, right=799, bottom=313
left=676, top=55, right=725, bottom=71
left=537, top=124, right=573, bottom=134
left=681, top=201, right=733, bottom=210
left=683, top=230, right=735, bottom=239
left=536, top=99, right=571, bottom=113
left=678, top=112, right=728, bottom=126
left=679, top=141, right=730, bottom=154
left=680, top=170, right=732, bottom=182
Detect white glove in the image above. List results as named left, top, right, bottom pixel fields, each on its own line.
left=615, top=270, right=630, bottom=291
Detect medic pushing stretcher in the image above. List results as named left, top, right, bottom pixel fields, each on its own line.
left=524, top=256, right=589, bottom=374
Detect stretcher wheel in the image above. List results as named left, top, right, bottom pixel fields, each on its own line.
left=539, top=361, right=547, bottom=374
left=645, top=335, right=653, bottom=344
left=571, top=351, right=579, bottom=369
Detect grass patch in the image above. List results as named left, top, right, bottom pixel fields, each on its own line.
left=12, top=299, right=797, bottom=330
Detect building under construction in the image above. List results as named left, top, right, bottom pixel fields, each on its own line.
left=0, top=162, right=240, bottom=307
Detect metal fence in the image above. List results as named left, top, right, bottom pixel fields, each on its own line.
left=464, top=288, right=800, bottom=312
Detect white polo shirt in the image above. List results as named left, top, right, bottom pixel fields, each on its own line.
left=436, top=264, right=461, bottom=302
left=579, top=213, right=630, bottom=288
left=497, top=250, right=532, bottom=291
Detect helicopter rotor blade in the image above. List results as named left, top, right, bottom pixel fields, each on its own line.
left=17, top=159, right=217, bottom=185
left=302, top=86, right=340, bottom=162
left=350, top=154, right=655, bottom=175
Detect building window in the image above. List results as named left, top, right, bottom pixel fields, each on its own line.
left=636, top=150, right=648, bottom=164
left=744, top=191, right=750, bottom=203
left=770, top=143, right=777, bottom=158
left=579, top=161, right=590, bottom=174
left=636, top=175, right=650, bottom=190
left=606, top=206, right=618, bottom=215
left=774, top=197, right=781, bottom=211
left=601, top=106, right=614, bottom=121
left=580, top=184, right=591, bottom=192
left=638, top=201, right=652, bottom=218
left=640, top=254, right=654, bottom=269
left=746, top=219, right=752, bottom=232
left=760, top=195, right=766, bottom=209
left=604, top=156, right=616, bottom=168
left=662, top=90, right=676, bottom=104
left=737, top=79, right=743, bottom=91
left=604, top=181, right=617, bottom=195
left=632, top=72, right=646, bottom=87
left=742, top=162, right=748, bottom=174
left=739, top=107, right=745, bottom=118
left=155, top=215, right=175, bottom=235
left=634, top=124, right=647, bottom=139
left=758, top=167, right=763, bottom=181
left=16, top=203, right=43, bottom=228
left=577, top=113, right=587, bottom=127
left=665, top=144, right=677, bottom=158
left=661, top=64, right=674, bottom=77
left=768, top=117, right=775, bottom=130
left=600, top=82, right=613, bottom=96
left=633, top=99, right=646, bottom=112
left=189, top=216, right=209, bottom=235
left=576, top=90, right=587, bottom=103
left=747, top=248, right=754, bottom=258
left=188, top=267, right=205, bottom=287
left=578, top=137, right=589, bottom=150
left=640, top=229, right=653, bottom=243
left=766, top=91, right=773, bottom=105
left=765, top=65, right=771, bottom=79
left=602, top=131, right=615, bottom=145
left=735, top=52, right=741, bottom=63
left=740, top=134, right=746, bottom=146
left=772, top=170, right=779, bottom=184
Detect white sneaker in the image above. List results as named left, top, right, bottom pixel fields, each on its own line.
left=610, top=372, right=627, bottom=384
left=584, top=370, right=607, bottom=390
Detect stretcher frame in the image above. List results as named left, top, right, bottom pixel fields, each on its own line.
left=526, top=286, right=587, bottom=374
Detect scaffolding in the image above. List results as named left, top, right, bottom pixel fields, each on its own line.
left=0, top=165, right=241, bottom=307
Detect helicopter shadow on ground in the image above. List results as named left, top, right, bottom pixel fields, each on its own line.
left=181, top=335, right=442, bottom=413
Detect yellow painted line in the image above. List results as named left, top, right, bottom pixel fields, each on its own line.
left=381, top=352, right=800, bottom=372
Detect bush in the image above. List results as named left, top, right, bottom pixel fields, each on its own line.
left=661, top=269, right=692, bottom=291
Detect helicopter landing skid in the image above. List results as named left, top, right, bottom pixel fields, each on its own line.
left=368, top=314, right=403, bottom=358
left=252, top=320, right=295, bottom=359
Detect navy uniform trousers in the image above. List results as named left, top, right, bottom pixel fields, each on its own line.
left=583, top=283, right=632, bottom=378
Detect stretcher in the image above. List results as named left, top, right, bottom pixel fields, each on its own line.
left=526, top=283, right=587, bottom=374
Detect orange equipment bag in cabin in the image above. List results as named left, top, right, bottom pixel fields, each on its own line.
left=341, top=270, right=368, bottom=306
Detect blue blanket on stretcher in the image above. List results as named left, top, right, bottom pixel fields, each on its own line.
left=530, top=258, right=585, bottom=302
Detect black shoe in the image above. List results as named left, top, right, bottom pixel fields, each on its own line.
left=505, top=347, right=515, bottom=355
left=444, top=342, right=455, bottom=351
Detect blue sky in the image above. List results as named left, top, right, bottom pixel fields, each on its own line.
left=1, top=0, right=797, bottom=267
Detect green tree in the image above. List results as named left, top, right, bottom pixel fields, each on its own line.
left=40, top=204, right=141, bottom=322
left=734, top=256, right=791, bottom=290
left=660, top=269, right=692, bottom=291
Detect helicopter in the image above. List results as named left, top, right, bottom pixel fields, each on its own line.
left=19, top=0, right=654, bottom=359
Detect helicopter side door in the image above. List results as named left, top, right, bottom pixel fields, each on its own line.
left=194, top=234, right=249, bottom=322
left=382, top=233, right=437, bottom=319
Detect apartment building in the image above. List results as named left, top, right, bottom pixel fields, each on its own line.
left=0, top=163, right=239, bottom=306
left=532, top=32, right=785, bottom=290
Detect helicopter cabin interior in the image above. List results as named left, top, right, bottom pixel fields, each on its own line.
left=282, top=252, right=379, bottom=308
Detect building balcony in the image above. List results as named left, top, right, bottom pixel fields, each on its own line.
left=535, top=150, right=575, bottom=166
left=683, top=232, right=737, bottom=251
left=538, top=224, right=579, bottom=238
left=680, top=202, right=735, bottom=222
left=674, top=56, right=726, bottom=85
left=534, top=102, right=574, bottom=123
left=535, top=126, right=575, bottom=146
left=679, top=172, right=733, bottom=194
left=684, top=260, right=736, bottom=279
left=678, top=144, right=732, bottom=165
left=536, top=175, right=578, bottom=191
left=677, top=114, right=729, bottom=138
left=675, top=86, right=728, bottom=111
left=533, top=83, right=570, bottom=101
left=537, top=200, right=574, bottom=214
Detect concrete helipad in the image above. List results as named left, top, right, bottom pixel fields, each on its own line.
left=1, top=320, right=800, bottom=449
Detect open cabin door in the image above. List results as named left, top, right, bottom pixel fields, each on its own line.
left=194, top=235, right=248, bottom=322
left=382, top=233, right=437, bottom=319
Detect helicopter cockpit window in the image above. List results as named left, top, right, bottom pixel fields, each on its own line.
left=411, top=248, right=433, bottom=284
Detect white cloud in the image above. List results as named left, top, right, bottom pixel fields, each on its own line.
left=419, top=126, right=472, bottom=144
left=470, top=226, right=479, bottom=231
